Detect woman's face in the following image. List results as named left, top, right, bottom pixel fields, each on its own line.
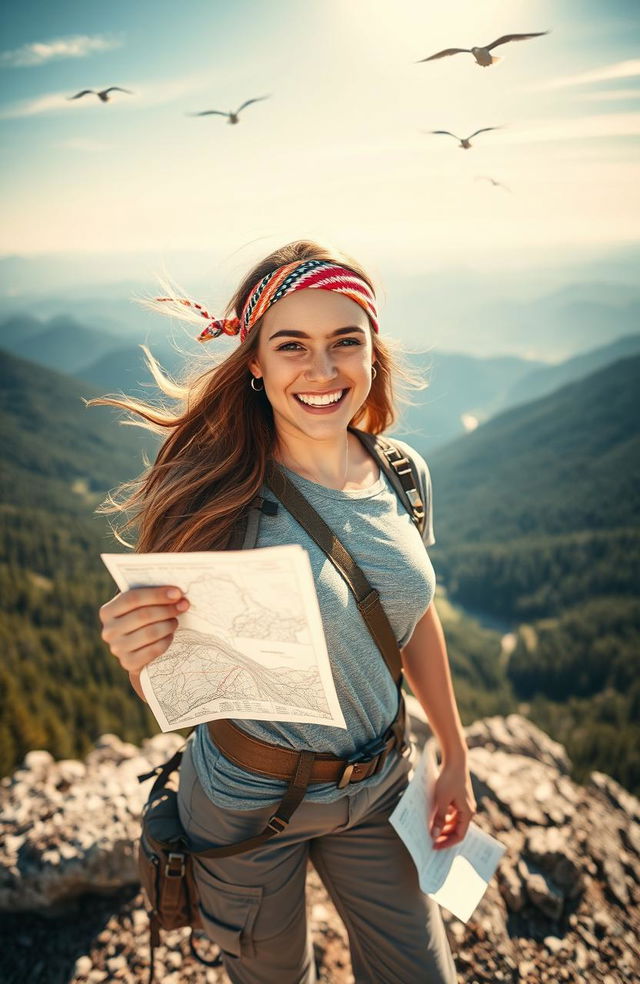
left=248, top=288, right=375, bottom=443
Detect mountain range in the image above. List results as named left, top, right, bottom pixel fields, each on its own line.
left=3, top=308, right=640, bottom=453
left=0, top=345, right=638, bottom=794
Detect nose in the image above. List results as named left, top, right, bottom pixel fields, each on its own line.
left=304, top=349, right=339, bottom=383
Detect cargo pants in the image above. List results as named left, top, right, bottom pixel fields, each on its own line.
left=177, top=739, right=459, bottom=984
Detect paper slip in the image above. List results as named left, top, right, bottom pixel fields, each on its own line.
left=101, top=545, right=346, bottom=733
left=389, top=741, right=506, bottom=923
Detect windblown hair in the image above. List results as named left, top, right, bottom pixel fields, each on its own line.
left=87, top=239, right=428, bottom=553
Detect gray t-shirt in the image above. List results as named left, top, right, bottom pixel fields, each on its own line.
left=191, top=436, right=436, bottom=809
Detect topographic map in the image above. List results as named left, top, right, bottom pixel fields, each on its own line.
left=101, top=545, right=346, bottom=732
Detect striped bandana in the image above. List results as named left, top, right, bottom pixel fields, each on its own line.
left=157, top=260, right=379, bottom=344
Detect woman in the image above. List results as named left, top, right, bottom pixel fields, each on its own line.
left=97, top=240, right=475, bottom=984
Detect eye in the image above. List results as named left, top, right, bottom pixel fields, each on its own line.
left=276, top=338, right=361, bottom=352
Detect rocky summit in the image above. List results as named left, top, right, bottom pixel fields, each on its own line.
left=1, top=706, right=639, bottom=984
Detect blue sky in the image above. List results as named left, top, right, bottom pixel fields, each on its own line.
left=1, top=0, right=639, bottom=286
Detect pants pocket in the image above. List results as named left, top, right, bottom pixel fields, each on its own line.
left=194, top=861, right=263, bottom=959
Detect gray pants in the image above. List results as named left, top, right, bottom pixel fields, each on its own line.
left=178, top=740, right=458, bottom=984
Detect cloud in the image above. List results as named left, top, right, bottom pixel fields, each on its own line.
left=496, top=112, right=640, bottom=145
left=0, top=35, right=121, bottom=68
left=529, top=59, right=640, bottom=92
left=0, top=91, right=82, bottom=119
left=574, top=88, right=640, bottom=102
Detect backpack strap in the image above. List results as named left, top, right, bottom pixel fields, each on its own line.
left=264, top=461, right=404, bottom=684
left=348, top=427, right=426, bottom=536
left=226, top=494, right=278, bottom=550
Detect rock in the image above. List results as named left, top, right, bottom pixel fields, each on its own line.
left=524, top=826, right=584, bottom=899
left=73, top=954, right=93, bottom=977
left=0, top=732, right=183, bottom=911
left=497, top=859, right=524, bottom=912
left=543, top=935, right=565, bottom=954
left=23, top=750, right=55, bottom=774
left=518, top=857, right=565, bottom=919
left=106, top=954, right=128, bottom=973
left=1, top=716, right=639, bottom=983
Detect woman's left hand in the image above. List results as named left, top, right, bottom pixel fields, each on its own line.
left=429, top=758, right=477, bottom=850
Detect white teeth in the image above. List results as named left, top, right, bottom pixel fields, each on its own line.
left=296, top=390, right=345, bottom=407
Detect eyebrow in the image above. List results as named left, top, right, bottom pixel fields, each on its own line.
left=268, top=326, right=367, bottom=342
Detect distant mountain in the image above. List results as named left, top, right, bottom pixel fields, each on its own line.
left=0, top=313, right=122, bottom=374
left=497, top=333, right=640, bottom=414
left=422, top=348, right=640, bottom=620
left=3, top=248, right=640, bottom=363
left=71, top=343, right=187, bottom=395
left=428, top=353, right=640, bottom=546
left=5, top=308, right=638, bottom=456
left=0, top=349, right=158, bottom=516
left=395, top=350, right=546, bottom=451
left=396, top=335, right=640, bottom=452
left=424, top=354, right=640, bottom=791
left=0, top=312, right=45, bottom=344
left=449, top=294, right=640, bottom=361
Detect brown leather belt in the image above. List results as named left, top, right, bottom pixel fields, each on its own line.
left=207, top=698, right=408, bottom=790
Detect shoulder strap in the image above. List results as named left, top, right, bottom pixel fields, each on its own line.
left=348, top=427, right=426, bottom=536
left=226, top=495, right=277, bottom=550
left=264, top=461, right=403, bottom=685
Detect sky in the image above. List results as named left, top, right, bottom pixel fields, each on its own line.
left=0, top=0, right=639, bottom=292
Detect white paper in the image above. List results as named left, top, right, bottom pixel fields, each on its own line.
left=389, top=742, right=506, bottom=923
left=101, top=545, right=346, bottom=733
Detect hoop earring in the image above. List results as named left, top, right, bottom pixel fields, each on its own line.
left=250, top=376, right=264, bottom=392
left=371, top=364, right=377, bottom=380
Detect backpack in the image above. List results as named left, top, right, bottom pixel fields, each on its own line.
left=136, top=428, right=429, bottom=980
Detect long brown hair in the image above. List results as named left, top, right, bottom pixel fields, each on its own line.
left=87, top=239, right=427, bottom=552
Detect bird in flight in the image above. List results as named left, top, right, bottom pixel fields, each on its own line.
left=475, top=176, right=511, bottom=192
left=67, top=87, right=133, bottom=103
left=427, top=127, right=502, bottom=149
left=187, top=96, right=271, bottom=125
left=417, top=32, right=549, bottom=67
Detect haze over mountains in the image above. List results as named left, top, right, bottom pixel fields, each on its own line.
left=2, top=305, right=639, bottom=453
left=2, top=242, right=639, bottom=362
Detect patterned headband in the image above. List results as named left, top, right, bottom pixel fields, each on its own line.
left=156, top=259, right=379, bottom=345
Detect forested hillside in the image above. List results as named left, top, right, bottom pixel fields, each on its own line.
left=426, top=354, right=640, bottom=792
left=0, top=351, right=160, bottom=774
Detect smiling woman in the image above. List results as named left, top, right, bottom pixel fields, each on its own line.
left=89, top=239, right=471, bottom=984
left=88, top=240, right=421, bottom=551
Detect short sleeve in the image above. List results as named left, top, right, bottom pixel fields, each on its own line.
left=388, top=437, right=436, bottom=548
left=420, top=459, right=436, bottom=548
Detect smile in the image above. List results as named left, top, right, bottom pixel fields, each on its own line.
left=294, top=388, right=349, bottom=411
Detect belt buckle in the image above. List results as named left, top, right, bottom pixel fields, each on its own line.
left=165, top=852, right=186, bottom=878
left=267, top=814, right=288, bottom=834
left=337, top=734, right=390, bottom=790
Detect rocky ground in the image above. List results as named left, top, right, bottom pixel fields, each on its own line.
left=1, top=704, right=639, bottom=983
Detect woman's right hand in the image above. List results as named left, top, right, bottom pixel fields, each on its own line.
left=99, top=586, right=190, bottom=681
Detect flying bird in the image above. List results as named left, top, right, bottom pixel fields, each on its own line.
left=67, top=87, right=133, bottom=103
left=417, top=31, right=549, bottom=67
left=475, top=176, right=511, bottom=192
left=427, top=127, right=502, bottom=149
left=187, top=96, right=271, bottom=125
